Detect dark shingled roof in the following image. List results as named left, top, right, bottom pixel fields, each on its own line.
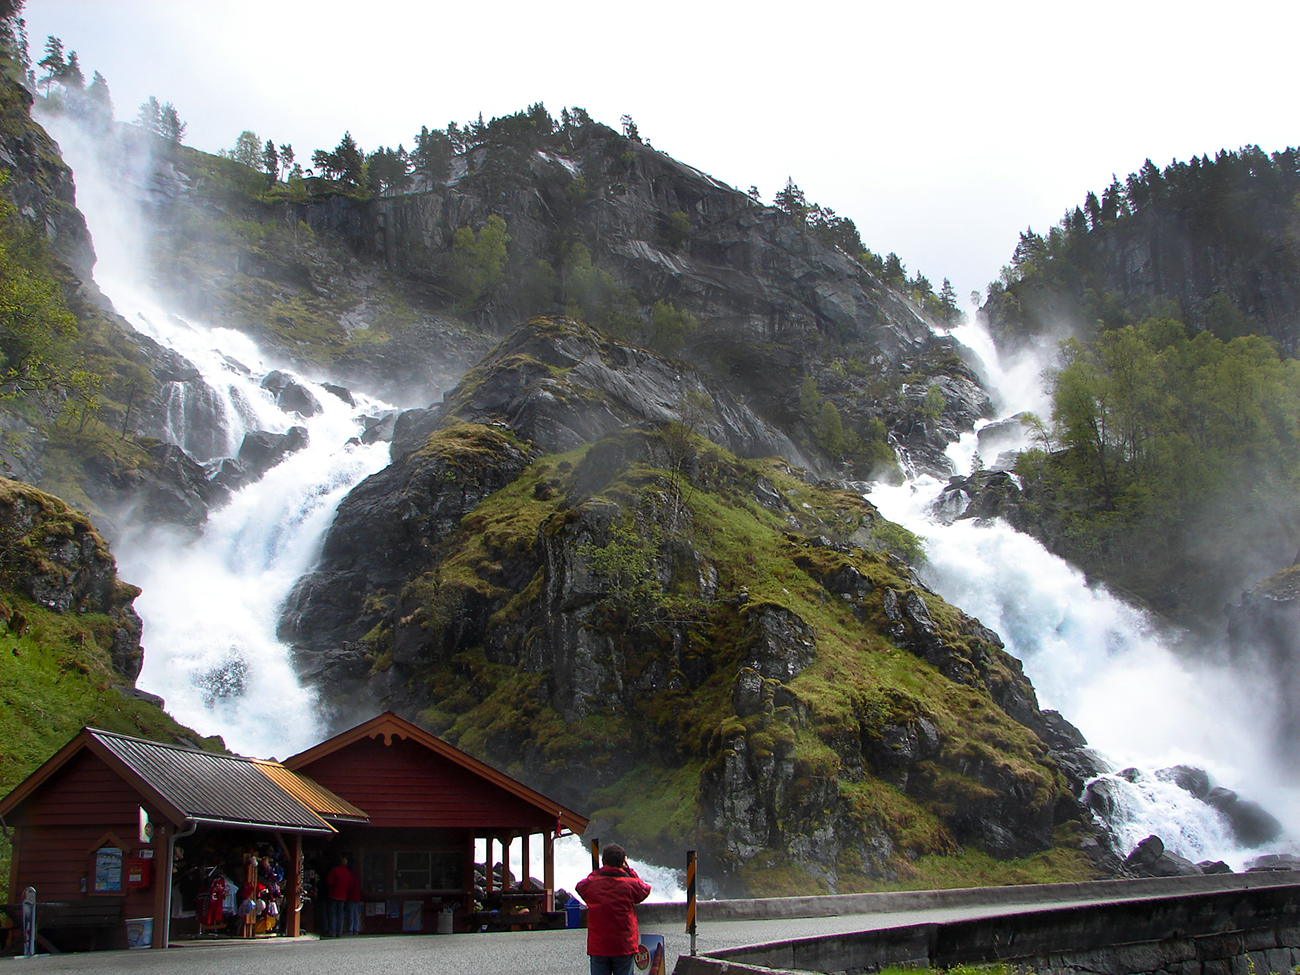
left=90, top=730, right=339, bottom=833
left=0, top=727, right=363, bottom=834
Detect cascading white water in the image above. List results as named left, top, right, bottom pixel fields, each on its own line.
left=41, top=103, right=1295, bottom=877
left=42, top=112, right=694, bottom=899
left=40, top=113, right=396, bottom=759
left=484, top=835, right=687, bottom=903
left=870, top=318, right=1300, bottom=869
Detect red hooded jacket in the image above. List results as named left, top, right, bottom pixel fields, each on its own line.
left=575, top=864, right=652, bottom=956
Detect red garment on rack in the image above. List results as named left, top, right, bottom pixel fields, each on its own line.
left=200, top=875, right=227, bottom=926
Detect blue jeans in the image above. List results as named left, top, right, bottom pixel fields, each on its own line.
left=326, top=898, right=345, bottom=937
left=589, top=955, right=635, bottom=975
left=347, top=900, right=361, bottom=934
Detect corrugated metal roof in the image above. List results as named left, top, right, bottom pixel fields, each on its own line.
left=254, top=761, right=369, bottom=823
left=284, top=711, right=590, bottom=836
left=90, top=730, right=338, bottom=834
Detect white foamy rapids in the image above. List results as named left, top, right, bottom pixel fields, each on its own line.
left=41, top=110, right=397, bottom=758
left=931, top=316, right=1056, bottom=421
left=1092, top=771, right=1237, bottom=866
left=871, top=471, right=1299, bottom=871
left=870, top=319, right=1300, bottom=869
left=105, top=293, right=394, bottom=758
left=480, top=835, right=687, bottom=903
left=118, top=424, right=391, bottom=759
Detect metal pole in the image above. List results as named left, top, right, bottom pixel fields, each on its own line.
left=162, top=820, right=197, bottom=948
left=22, top=885, right=36, bottom=957
left=686, top=850, right=696, bottom=956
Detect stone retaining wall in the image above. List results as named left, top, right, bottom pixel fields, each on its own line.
left=667, top=874, right=1300, bottom=975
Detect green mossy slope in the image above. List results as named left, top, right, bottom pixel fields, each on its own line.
left=347, top=424, right=1098, bottom=894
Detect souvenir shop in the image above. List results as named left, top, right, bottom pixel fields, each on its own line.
left=170, top=834, right=296, bottom=940
left=1, top=712, right=588, bottom=951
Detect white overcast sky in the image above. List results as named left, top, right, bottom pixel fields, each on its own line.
left=24, top=0, right=1300, bottom=306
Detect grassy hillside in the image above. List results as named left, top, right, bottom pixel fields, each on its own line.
left=0, top=479, right=220, bottom=902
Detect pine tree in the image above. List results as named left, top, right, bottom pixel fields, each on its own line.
left=412, top=126, right=451, bottom=185
left=36, top=34, right=62, bottom=93
left=334, top=132, right=363, bottom=187
left=61, top=49, right=83, bottom=89
left=939, top=278, right=958, bottom=323
left=86, top=70, right=112, bottom=120
left=135, top=96, right=161, bottom=135
left=277, top=143, right=294, bottom=181
left=774, top=177, right=809, bottom=224
left=261, top=139, right=278, bottom=181
left=159, top=103, right=185, bottom=144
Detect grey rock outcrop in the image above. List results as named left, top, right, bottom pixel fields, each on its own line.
left=1203, top=787, right=1284, bottom=846
left=262, top=370, right=322, bottom=417
left=423, top=317, right=812, bottom=468
left=934, top=470, right=1027, bottom=528
left=1122, top=834, right=1203, bottom=878
left=1156, top=764, right=1212, bottom=799
left=0, top=477, right=144, bottom=680
left=237, top=426, right=310, bottom=479
left=279, top=422, right=533, bottom=684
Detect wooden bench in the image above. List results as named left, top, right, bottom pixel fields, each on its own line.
left=0, top=899, right=124, bottom=953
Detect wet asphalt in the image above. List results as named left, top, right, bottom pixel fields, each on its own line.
left=0, top=897, right=1105, bottom=974
left=1, top=912, right=886, bottom=975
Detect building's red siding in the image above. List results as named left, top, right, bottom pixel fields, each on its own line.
left=14, top=750, right=143, bottom=828
left=296, top=735, right=557, bottom=831
left=10, top=750, right=164, bottom=948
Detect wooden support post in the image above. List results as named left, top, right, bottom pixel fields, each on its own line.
left=686, top=849, right=697, bottom=955
left=521, top=833, right=531, bottom=891
left=287, top=835, right=303, bottom=937
left=463, top=834, right=475, bottom=916
left=242, top=853, right=257, bottom=938
left=502, top=835, right=512, bottom=890
left=544, top=832, right=555, bottom=910
left=485, top=837, right=494, bottom=895
left=6, top=824, right=19, bottom=907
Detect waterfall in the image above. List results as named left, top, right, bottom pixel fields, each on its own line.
left=40, top=107, right=1294, bottom=875
left=870, top=319, right=1299, bottom=870
left=40, top=113, right=396, bottom=759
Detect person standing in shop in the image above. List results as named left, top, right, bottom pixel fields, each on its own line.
left=323, top=855, right=353, bottom=938
left=346, top=860, right=363, bottom=935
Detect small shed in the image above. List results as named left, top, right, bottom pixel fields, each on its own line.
left=1, top=712, right=588, bottom=950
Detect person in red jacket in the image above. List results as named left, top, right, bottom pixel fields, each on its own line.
left=575, top=843, right=652, bottom=975
left=323, top=855, right=353, bottom=938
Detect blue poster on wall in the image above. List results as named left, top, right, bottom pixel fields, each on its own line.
left=93, top=847, right=123, bottom=893
left=402, top=901, right=424, bottom=932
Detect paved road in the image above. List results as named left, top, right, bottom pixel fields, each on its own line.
left=0, top=898, right=1121, bottom=975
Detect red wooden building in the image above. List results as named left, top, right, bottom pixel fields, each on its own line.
left=0, top=712, right=587, bottom=951
left=284, top=712, right=588, bottom=936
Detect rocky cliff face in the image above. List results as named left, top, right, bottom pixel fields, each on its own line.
left=280, top=316, right=1111, bottom=894
left=302, top=125, right=935, bottom=359
left=0, top=77, right=94, bottom=283
left=983, top=147, right=1300, bottom=354
left=0, top=476, right=143, bottom=679
left=137, top=118, right=985, bottom=479
left=4, top=93, right=1121, bottom=894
